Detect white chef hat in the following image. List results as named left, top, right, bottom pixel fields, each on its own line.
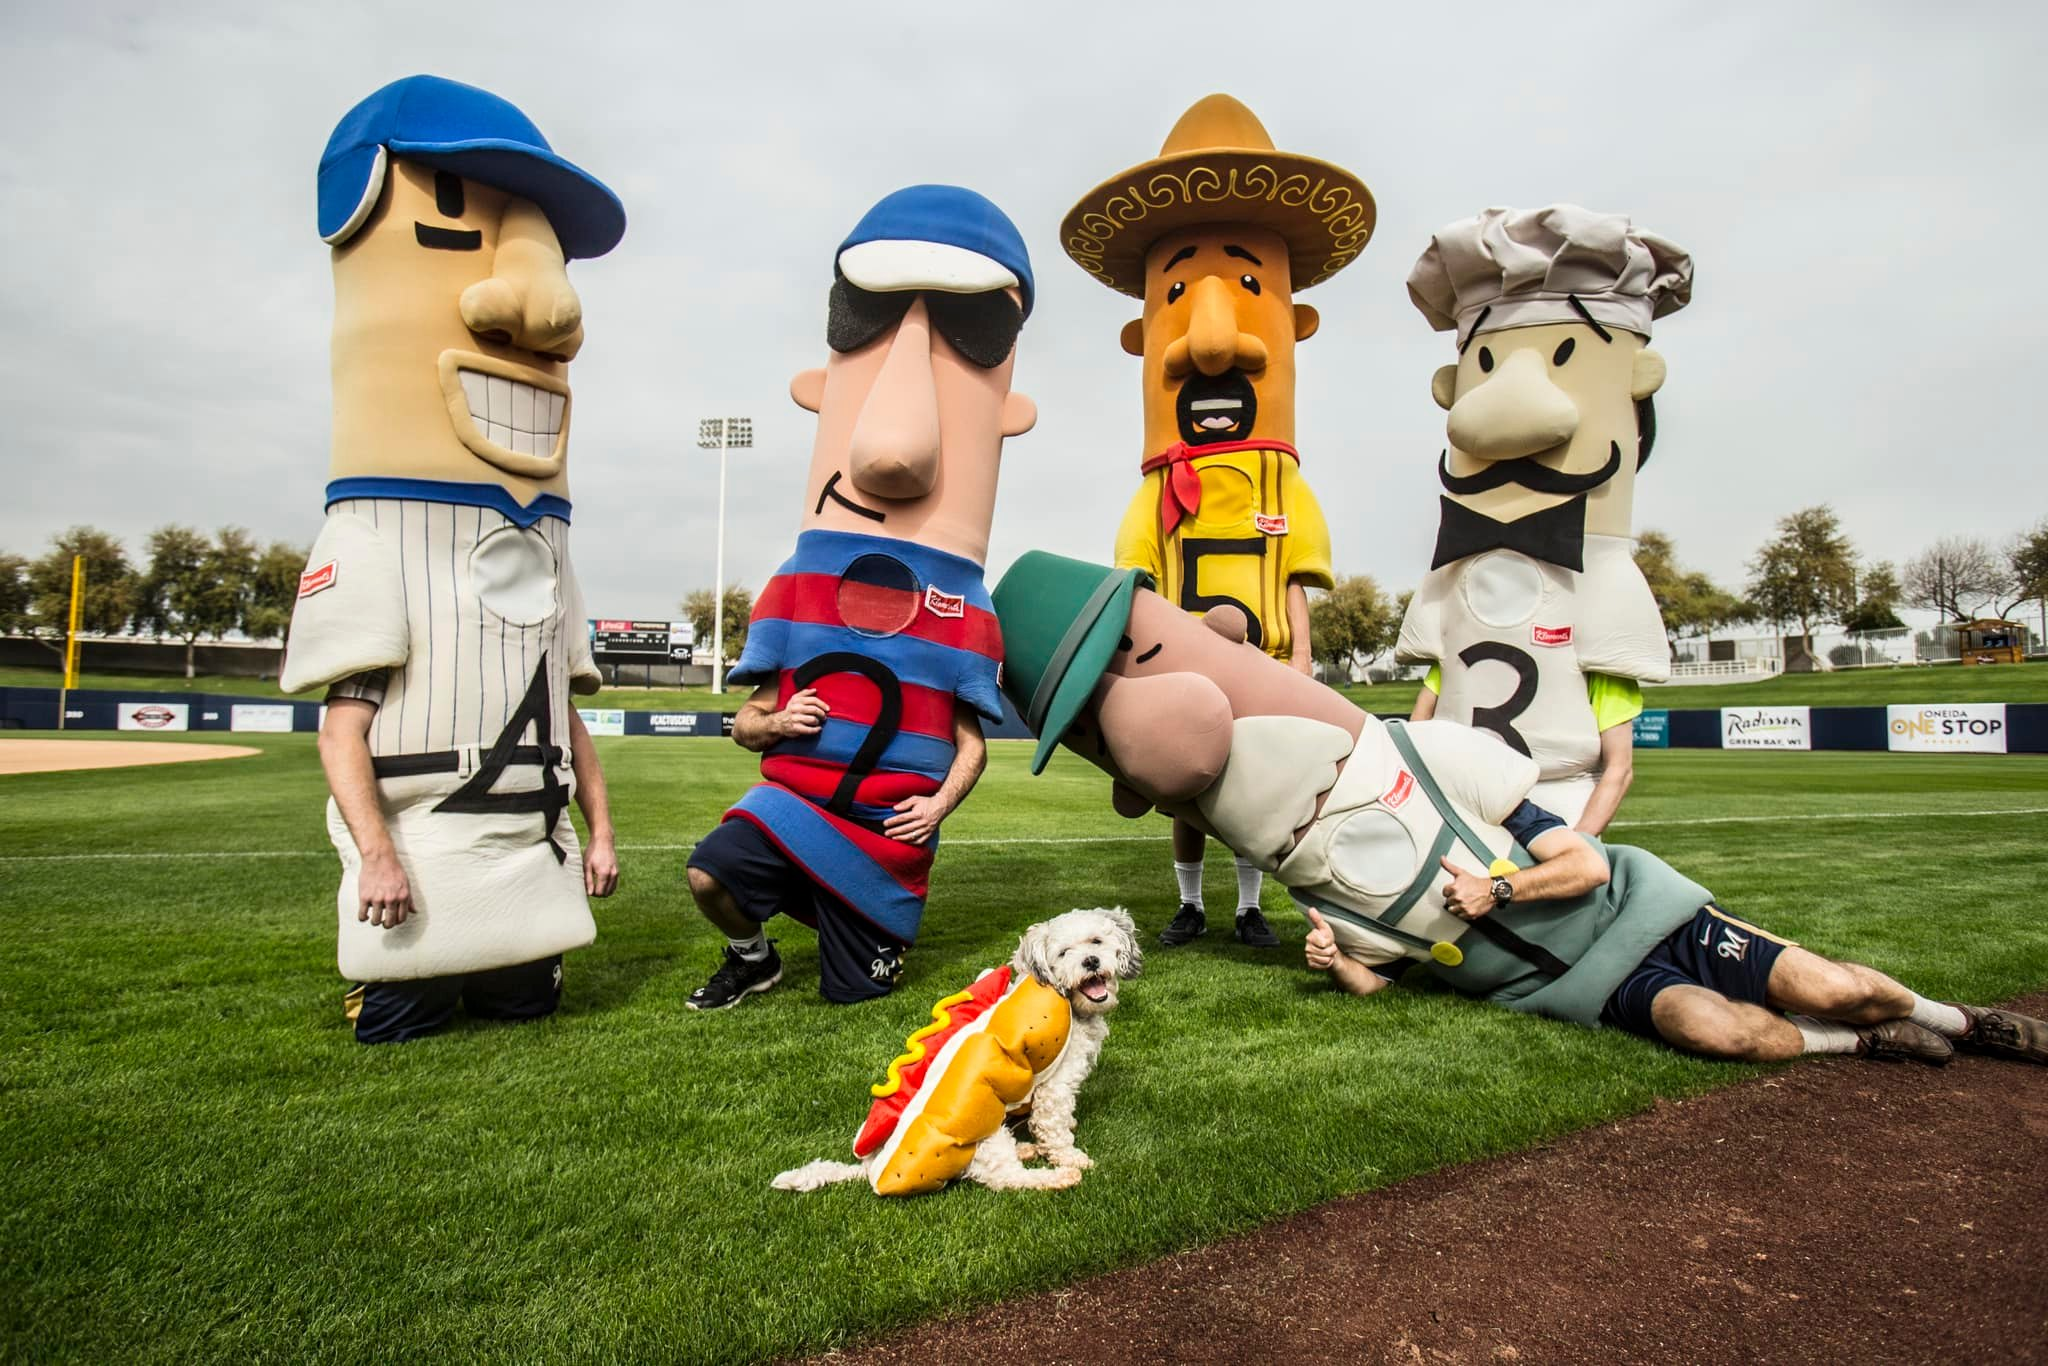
left=1407, top=205, right=1692, bottom=348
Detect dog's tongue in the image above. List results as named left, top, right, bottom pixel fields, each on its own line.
left=1081, top=979, right=1110, bottom=1002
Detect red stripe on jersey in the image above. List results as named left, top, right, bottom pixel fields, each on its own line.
left=762, top=755, right=939, bottom=808
left=753, top=573, right=1000, bottom=660
left=778, top=672, right=958, bottom=739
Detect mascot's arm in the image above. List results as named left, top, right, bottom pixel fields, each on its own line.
left=1278, top=466, right=1336, bottom=591
left=1574, top=554, right=1671, bottom=684
left=1394, top=567, right=1450, bottom=667
left=1113, top=478, right=1166, bottom=581
left=559, top=545, right=602, bottom=696
left=1405, top=719, right=1541, bottom=826
left=280, top=513, right=409, bottom=694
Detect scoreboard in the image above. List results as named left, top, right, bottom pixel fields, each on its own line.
left=591, top=619, right=695, bottom=659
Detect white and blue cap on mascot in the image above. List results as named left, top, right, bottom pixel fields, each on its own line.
left=318, top=74, right=626, bottom=259
left=835, top=184, right=1035, bottom=318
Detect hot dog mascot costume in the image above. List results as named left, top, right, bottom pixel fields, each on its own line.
left=1398, top=207, right=1691, bottom=831
left=1060, top=94, right=1372, bottom=949
left=283, top=76, right=626, bottom=1044
left=682, top=186, right=1036, bottom=1010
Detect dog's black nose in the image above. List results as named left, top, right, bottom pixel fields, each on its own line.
left=1082, top=955, right=1100, bottom=973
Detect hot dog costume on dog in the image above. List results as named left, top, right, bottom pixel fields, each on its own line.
left=1396, top=207, right=1691, bottom=825
left=993, top=553, right=1710, bottom=1025
left=282, top=76, right=624, bottom=983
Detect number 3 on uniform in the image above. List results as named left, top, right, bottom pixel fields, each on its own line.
left=1457, top=641, right=1537, bottom=757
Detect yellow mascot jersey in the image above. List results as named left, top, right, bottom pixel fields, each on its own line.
left=1115, top=448, right=1332, bottom=662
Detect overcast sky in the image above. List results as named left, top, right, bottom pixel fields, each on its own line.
left=3, top=1, right=2043, bottom=620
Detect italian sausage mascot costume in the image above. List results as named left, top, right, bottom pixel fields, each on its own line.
left=283, top=76, right=626, bottom=1044
left=1398, top=207, right=1691, bottom=830
left=682, top=186, right=1036, bottom=1009
left=1059, top=94, right=1372, bottom=949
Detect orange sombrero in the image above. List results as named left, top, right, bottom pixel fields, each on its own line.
left=1060, top=93, right=1376, bottom=299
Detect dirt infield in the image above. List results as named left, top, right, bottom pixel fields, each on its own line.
left=0, top=739, right=261, bottom=775
left=830, top=993, right=2048, bottom=1365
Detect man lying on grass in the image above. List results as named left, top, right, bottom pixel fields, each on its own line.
left=991, top=551, right=2048, bottom=1067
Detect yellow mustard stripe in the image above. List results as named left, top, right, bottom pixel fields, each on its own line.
left=870, top=984, right=979, bottom=1099
left=1705, top=904, right=1797, bottom=948
left=342, top=985, right=365, bottom=1022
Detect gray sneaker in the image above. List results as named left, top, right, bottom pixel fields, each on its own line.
left=1856, top=1018, right=1953, bottom=1065
left=1950, top=1003, right=2048, bottom=1064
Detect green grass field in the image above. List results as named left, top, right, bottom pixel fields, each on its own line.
left=4, top=735, right=2047, bottom=1361
left=0, top=664, right=751, bottom=712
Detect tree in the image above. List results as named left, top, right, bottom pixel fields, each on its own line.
left=1307, top=575, right=1399, bottom=682
left=1745, top=505, right=1857, bottom=667
left=2012, top=519, right=2048, bottom=619
left=1903, top=535, right=2006, bottom=622
left=136, top=525, right=257, bottom=677
left=681, top=585, right=753, bottom=663
left=244, top=540, right=310, bottom=643
left=0, top=552, right=30, bottom=635
left=1635, top=529, right=1748, bottom=654
left=1842, top=559, right=1905, bottom=632
left=26, top=527, right=135, bottom=657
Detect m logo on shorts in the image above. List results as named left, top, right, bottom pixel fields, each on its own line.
left=1716, top=927, right=1750, bottom=961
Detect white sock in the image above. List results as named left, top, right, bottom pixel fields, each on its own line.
left=729, top=932, right=770, bottom=962
left=1790, top=1015, right=1862, bottom=1055
left=1909, top=994, right=1970, bottom=1038
left=1174, top=861, right=1205, bottom=908
left=1233, top=857, right=1263, bottom=915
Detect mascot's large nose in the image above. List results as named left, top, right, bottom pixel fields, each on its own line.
left=1446, top=347, right=1578, bottom=461
left=1095, top=671, right=1233, bottom=804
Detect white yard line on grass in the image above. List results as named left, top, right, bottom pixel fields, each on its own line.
left=3, top=806, right=2045, bottom=863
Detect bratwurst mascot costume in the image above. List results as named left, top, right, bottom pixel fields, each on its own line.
left=1060, top=93, right=1371, bottom=949
left=1398, top=207, right=1690, bottom=830
left=682, top=186, right=1036, bottom=1009
left=283, top=76, right=625, bottom=1043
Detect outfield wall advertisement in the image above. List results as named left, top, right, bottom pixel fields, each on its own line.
left=1720, top=706, right=1810, bottom=750
left=1887, top=703, right=2007, bottom=753
left=577, top=708, right=627, bottom=737
left=116, top=701, right=189, bottom=732
left=230, top=704, right=296, bottom=733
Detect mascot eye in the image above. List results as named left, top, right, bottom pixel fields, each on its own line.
left=1166, top=281, right=1185, bottom=304
left=1477, top=346, right=1494, bottom=373
left=1239, top=274, right=1261, bottom=296
left=1553, top=337, right=1576, bottom=366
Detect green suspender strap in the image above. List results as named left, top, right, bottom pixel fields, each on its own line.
left=1382, top=722, right=1577, bottom=983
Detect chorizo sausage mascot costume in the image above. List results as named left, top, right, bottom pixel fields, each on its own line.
left=283, top=75, right=626, bottom=1044
left=1060, top=94, right=1372, bottom=950
left=1398, top=206, right=1691, bottom=832
left=681, top=185, right=1036, bottom=1010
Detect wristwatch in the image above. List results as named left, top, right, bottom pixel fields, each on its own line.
left=1489, top=875, right=1514, bottom=907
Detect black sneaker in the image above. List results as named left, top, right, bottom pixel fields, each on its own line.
left=1158, top=903, right=1206, bottom=946
left=1234, top=906, right=1280, bottom=948
left=686, top=942, right=782, bottom=1011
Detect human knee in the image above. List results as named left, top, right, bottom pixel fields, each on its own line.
left=686, top=866, right=725, bottom=905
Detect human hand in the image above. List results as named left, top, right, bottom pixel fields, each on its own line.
left=775, top=688, right=830, bottom=739
left=358, top=850, right=414, bottom=929
left=1304, top=908, right=1339, bottom=970
left=1439, top=856, right=1495, bottom=920
left=883, top=793, right=950, bottom=844
left=584, top=831, right=619, bottom=898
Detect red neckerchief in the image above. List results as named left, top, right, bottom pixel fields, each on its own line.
left=1138, top=439, right=1301, bottom=535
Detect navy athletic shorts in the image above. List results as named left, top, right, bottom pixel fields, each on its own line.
left=346, top=954, right=564, bottom=1045
left=687, top=817, right=907, bottom=1005
left=1600, top=904, right=1796, bottom=1040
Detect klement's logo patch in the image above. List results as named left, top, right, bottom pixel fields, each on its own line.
left=923, top=586, right=964, bottom=619
left=1531, top=624, right=1573, bottom=647
left=1254, top=513, right=1290, bottom=535
left=298, top=561, right=337, bottom=598
left=1381, top=768, right=1416, bottom=809
left=130, top=705, right=176, bottom=729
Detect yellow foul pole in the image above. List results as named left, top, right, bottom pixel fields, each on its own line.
left=59, top=554, right=84, bottom=730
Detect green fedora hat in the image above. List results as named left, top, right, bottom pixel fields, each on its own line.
left=993, top=551, right=1151, bottom=774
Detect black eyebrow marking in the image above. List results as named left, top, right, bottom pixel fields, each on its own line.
left=1223, top=245, right=1263, bottom=266
left=1566, top=294, right=1614, bottom=343
left=434, top=171, right=465, bottom=219
left=1161, top=245, right=1197, bottom=272
left=1458, top=305, right=1492, bottom=355
left=415, top=223, right=482, bottom=251
left=816, top=471, right=886, bottom=523
left=1134, top=643, right=1162, bottom=664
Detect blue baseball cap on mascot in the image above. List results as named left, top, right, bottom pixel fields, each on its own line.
left=835, top=184, right=1035, bottom=319
left=318, top=74, right=626, bottom=259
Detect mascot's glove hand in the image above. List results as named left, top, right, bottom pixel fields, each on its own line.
left=584, top=832, right=619, bottom=898
left=774, top=688, right=830, bottom=739
left=883, top=794, right=949, bottom=845
left=1439, top=857, right=1495, bottom=920
left=357, top=849, right=414, bottom=929
left=1304, top=909, right=1339, bottom=971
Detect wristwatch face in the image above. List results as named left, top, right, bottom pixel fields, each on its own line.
left=1490, top=877, right=1513, bottom=905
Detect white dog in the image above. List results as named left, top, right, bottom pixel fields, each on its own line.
left=773, top=907, right=1141, bottom=1195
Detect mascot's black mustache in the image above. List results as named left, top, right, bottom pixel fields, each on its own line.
left=1438, top=441, right=1621, bottom=496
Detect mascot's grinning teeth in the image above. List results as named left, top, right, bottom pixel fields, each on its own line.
left=457, top=370, right=565, bottom=457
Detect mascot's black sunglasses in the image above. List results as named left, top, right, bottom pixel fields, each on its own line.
left=826, top=278, right=1022, bottom=369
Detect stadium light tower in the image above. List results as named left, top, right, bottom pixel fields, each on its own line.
left=696, top=416, right=753, bottom=693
